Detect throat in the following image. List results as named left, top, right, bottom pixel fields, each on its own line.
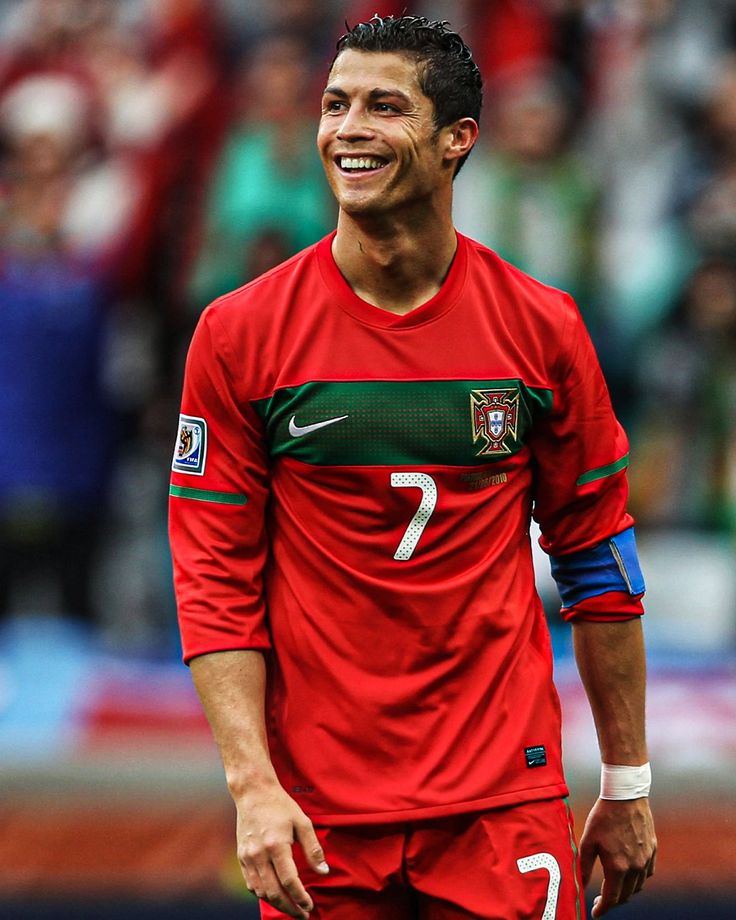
left=332, top=211, right=458, bottom=314
left=346, top=239, right=450, bottom=314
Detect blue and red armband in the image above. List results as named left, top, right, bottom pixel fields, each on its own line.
left=549, top=526, right=646, bottom=622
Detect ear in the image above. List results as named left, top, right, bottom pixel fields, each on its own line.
left=442, top=117, right=479, bottom=168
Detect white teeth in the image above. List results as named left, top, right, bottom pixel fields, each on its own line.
left=340, top=156, right=385, bottom=170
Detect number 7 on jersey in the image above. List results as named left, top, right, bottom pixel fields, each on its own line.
left=390, top=472, right=438, bottom=561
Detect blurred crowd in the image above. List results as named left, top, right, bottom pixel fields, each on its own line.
left=1, top=0, right=736, bottom=652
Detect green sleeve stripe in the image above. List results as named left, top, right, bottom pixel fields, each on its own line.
left=576, top=453, right=629, bottom=486
left=169, top=485, right=248, bottom=505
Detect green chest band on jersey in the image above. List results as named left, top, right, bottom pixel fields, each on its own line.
left=252, top=379, right=553, bottom=467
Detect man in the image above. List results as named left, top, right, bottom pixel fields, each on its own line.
left=169, top=15, right=656, bottom=920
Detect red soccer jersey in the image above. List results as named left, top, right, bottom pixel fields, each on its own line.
left=169, top=232, right=633, bottom=824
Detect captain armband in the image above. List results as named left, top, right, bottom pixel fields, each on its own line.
left=549, top=526, right=646, bottom=622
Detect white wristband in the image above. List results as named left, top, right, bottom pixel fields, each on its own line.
left=600, top=762, right=651, bottom=800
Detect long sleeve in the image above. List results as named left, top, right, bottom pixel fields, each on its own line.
left=530, top=297, right=644, bottom=621
left=169, top=304, right=272, bottom=662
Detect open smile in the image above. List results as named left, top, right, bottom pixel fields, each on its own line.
left=335, top=155, right=390, bottom=175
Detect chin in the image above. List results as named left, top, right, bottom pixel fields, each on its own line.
left=337, top=196, right=391, bottom=217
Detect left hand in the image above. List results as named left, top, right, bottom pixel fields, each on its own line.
left=579, top=797, right=657, bottom=918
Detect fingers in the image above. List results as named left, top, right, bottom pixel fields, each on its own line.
left=272, top=849, right=315, bottom=914
left=233, top=793, right=328, bottom=918
left=242, top=861, right=260, bottom=897
left=248, top=851, right=311, bottom=919
left=578, top=837, right=596, bottom=888
left=618, top=868, right=644, bottom=904
left=591, top=850, right=657, bottom=918
left=623, top=847, right=656, bottom=900
left=295, top=818, right=330, bottom=875
left=239, top=839, right=314, bottom=919
left=581, top=796, right=657, bottom=917
left=631, top=868, right=649, bottom=895
left=591, top=873, right=622, bottom=918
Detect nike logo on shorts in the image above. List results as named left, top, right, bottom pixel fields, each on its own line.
left=288, top=414, right=348, bottom=437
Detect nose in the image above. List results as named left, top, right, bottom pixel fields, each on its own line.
left=336, top=104, right=374, bottom=141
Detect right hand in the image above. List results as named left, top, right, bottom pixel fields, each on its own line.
left=235, top=783, right=330, bottom=918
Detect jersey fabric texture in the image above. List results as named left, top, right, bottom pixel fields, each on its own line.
left=169, top=232, right=641, bottom=825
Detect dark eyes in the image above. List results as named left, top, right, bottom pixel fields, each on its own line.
left=322, top=99, right=400, bottom=115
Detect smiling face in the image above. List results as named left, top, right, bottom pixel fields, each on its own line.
left=318, top=49, right=461, bottom=219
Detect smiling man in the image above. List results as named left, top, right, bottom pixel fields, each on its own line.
left=169, top=15, right=656, bottom=920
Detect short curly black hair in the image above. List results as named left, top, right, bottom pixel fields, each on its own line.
left=333, top=14, right=482, bottom=174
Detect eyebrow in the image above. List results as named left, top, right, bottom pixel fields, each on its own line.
left=322, top=85, right=413, bottom=106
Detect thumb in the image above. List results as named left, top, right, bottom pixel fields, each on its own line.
left=296, top=819, right=330, bottom=875
left=591, top=875, right=619, bottom=918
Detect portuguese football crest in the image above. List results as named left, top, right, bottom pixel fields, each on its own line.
left=470, top=388, right=520, bottom=456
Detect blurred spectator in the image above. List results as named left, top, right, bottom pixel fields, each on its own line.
left=630, top=258, right=736, bottom=534
left=0, top=0, right=224, bottom=294
left=188, top=33, right=334, bottom=308
left=0, top=72, right=147, bottom=267
left=689, top=55, right=736, bottom=260
left=0, top=0, right=114, bottom=87
left=0, top=72, right=120, bottom=623
left=454, top=64, right=600, bottom=318
left=0, top=0, right=734, bottom=652
left=216, top=0, right=346, bottom=71
left=581, top=0, right=723, bottom=347
left=467, top=0, right=558, bottom=83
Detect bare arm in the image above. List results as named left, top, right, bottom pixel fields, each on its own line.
left=190, top=650, right=329, bottom=918
left=571, top=619, right=657, bottom=918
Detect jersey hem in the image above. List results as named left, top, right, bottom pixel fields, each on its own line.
left=562, top=609, right=643, bottom=623
left=306, top=782, right=569, bottom=827
left=183, top=641, right=272, bottom=665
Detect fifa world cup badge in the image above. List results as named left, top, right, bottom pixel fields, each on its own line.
left=172, top=415, right=208, bottom=475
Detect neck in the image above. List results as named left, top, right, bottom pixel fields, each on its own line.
left=331, top=205, right=458, bottom=315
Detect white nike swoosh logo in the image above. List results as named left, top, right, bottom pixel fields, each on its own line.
left=288, top=414, right=348, bottom=437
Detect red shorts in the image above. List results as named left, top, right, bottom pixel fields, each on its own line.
left=260, top=797, right=585, bottom=919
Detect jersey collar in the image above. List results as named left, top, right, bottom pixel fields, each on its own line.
left=316, top=230, right=468, bottom=329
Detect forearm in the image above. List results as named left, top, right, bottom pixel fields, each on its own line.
left=571, top=618, right=648, bottom=765
left=190, top=649, right=280, bottom=796
left=190, top=649, right=328, bottom=918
